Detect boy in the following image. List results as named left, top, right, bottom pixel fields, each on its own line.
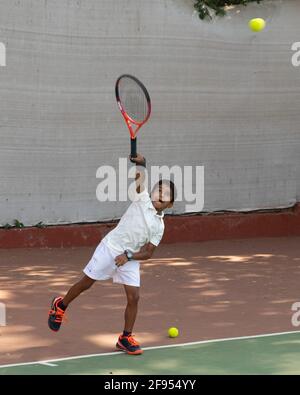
left=48, top=153, right=175, bottom=355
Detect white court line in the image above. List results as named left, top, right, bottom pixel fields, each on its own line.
left=1, top=330, right=300, bottom=369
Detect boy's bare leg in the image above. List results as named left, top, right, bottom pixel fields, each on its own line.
left=48, top=275, right=95, bottom=332
left=62, top=275, right=96, bottom=307
left=116, top=285, right=143, bottom=355
left=123, top=285, right=140, bottom=333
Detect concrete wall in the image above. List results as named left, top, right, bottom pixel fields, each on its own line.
left=0, top=0, right=299, bottom=226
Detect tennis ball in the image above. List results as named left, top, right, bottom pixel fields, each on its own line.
left=168, top=327, right=179, bottom=338
left=248, top=18, right=266, bottom=32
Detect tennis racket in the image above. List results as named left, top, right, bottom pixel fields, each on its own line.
left=115, top=74, right=151, bottom=159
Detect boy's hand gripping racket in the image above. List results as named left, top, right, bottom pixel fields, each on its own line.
left=115, top=75, right=151, bottom=160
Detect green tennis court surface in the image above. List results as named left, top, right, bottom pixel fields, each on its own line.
left=1, top=331, right=300, bottom=375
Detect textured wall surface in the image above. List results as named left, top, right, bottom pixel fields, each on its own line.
left=0, top=0, right=299, bottom=225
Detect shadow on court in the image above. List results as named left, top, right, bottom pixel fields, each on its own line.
left=2, top=332, right=300, bottom=375
left=0, top=237, right=300, bottom=370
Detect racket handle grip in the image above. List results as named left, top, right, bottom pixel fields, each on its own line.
left=130, top=138, right=137, bottom=159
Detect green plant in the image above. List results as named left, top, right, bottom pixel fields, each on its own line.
left=1, top=220, right=25, bottom=229
left=194, top=0, right=263, bottom=20
left=3, top=223, right=13, bottom=229
left=1, top=220, right=47, bottom=229
left=34, top=221, right=46, bottom=228
left=13, top=219, right=24, bottom=228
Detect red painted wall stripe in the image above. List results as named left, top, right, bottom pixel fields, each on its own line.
left=0, top=204, right=299, bottom=249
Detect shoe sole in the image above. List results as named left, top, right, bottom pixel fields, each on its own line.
left=48, top=297, right=63, bottom=332
left=116, top=341, right=144, bottom=355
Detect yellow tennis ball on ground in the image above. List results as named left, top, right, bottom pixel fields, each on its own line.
left=168, top=327, right=179, bottom=338
left=248, top=18, right=266, bottom=32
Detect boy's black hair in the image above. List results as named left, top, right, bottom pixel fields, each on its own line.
left=158, top=179, right=176, bottom=203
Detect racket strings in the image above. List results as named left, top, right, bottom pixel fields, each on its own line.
left=119, top=77, right=149, bottom=123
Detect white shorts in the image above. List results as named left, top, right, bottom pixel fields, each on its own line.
left=83, top=241, right=140, bottom=287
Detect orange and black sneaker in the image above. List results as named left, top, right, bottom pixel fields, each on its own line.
left=48, top=297, right=66, bottom=332
left=116, top=334, right=143, bottom=355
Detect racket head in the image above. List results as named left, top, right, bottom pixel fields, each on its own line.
left=115, top=74, right=151, bottom=138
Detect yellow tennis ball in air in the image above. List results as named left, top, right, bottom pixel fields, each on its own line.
left=248, top=18, right=266, bottom=32
left=168, top=327, right=179, bottom=338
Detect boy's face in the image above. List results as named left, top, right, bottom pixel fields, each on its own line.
left=151, top=183, right=173, bottom=211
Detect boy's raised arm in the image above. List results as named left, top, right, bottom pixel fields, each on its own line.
left=129, top=153, right=147, bottom=194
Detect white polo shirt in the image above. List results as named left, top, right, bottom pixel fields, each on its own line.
left=102, top=190, right=165, bottom=254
